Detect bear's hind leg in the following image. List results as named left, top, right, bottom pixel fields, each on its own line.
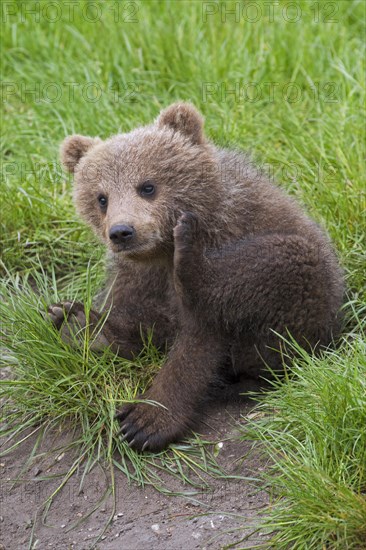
left=174, top=216, right=342, bottom=355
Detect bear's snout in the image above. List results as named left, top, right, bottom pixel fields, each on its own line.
left=109, top=224, right=135, bottom=246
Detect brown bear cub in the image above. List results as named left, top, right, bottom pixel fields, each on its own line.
left=50, top=103, right=344, bottom=452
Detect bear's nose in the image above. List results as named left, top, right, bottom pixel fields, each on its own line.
left=109, top=224, right=135, bottom=244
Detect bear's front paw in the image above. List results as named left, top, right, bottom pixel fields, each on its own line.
left=48, top=302, right=108, bottom=349
left=116, top=399, right=191, bottom=453
left=48, top=301, right=86, bottom=330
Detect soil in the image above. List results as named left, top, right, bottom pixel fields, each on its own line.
left=1, top=395, right=270, bottom=550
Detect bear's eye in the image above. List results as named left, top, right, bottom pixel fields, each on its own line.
left=98, top=194, right=108, bottom=209
left=140, top=180, right=156, bottom=198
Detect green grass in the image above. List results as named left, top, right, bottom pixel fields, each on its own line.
left=239, top=315, right=366, bottom=549
left=0, top=265, right=228, bottom=511
left=1, top=0, right=365, bottom=546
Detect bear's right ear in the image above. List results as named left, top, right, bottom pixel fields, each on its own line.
left=60, top=135, right=102, bottom=173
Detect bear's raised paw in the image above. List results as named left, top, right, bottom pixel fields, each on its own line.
left=174, top=212, right=201, bottom=252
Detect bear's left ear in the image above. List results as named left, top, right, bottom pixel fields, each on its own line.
left=60, top=135, right=102, bottom=173
left=156, top=102, right=205, bottom=145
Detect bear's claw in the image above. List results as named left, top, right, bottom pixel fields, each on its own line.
left=116, top=400, right=188, bottom=453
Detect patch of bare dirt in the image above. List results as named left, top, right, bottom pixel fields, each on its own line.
left=1, top=399, right=269, bottom=549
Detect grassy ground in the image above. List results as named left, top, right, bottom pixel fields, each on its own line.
left=239, top=323, right=366, bottom=548
left=1, top=0, right=365, bottom=547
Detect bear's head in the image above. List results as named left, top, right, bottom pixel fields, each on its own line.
left=61, top=103, right=219, bottom=261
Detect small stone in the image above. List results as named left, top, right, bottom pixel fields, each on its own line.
left=151, top=524, right=160, bottom=533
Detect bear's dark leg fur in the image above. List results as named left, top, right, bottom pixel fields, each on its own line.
left=116, top=321, right=226, bottom=452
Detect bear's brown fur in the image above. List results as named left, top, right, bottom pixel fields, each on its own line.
left=50, top=103, right=344, bottom=452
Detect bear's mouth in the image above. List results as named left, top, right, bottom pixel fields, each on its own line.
left=110, top=240, right=156, bottom=258
left=110, top=238, right=169, bottom=261
left=110, top=242, right=135, bottom=253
